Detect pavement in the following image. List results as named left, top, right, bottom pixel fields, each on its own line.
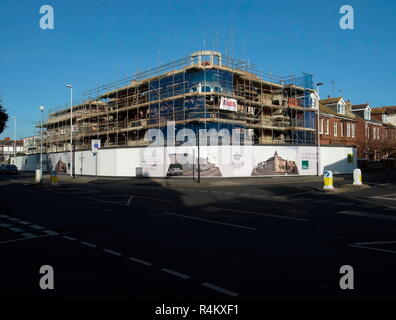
left=1, top=171, right=396, bottom=301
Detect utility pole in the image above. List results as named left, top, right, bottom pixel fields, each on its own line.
left=12, top=116, right=16, bottom=163
left=66, top=84, right=73, bottom=177
left=316, top=82, right=324, bottom=176
left=39, top=106, right=44, bottom=183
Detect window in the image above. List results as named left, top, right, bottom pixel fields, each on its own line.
left=337, top=103, right=345, bottom=114
left=325, top=119, right=329, bottom=134
left=319, top=118, right=324, bottom=134
left=371, top=127, right=375, bottom=139
left=347, top=123, right=351, bottom=137
left=333, top=122, right=338, bottom=137
left=382, top=114, right=388, bottom=123
left=351, top=123, right=355, bottom=138
left=340, top=123, right=344, bottom=137
left=364, top=108, right=371, bottom=120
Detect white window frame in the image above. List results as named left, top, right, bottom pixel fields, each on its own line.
left=364, top=108, right=371, bottom=120
left=351, top=123, right=355, bottom=138
left=333, top=122, right=338, bottom=137
left=325, top=119, right=329, bottom=135
left=382, top=114, right=388, bottom=123
left=337, top=103, right=345, bottom=115
left=319, top=118, right=324, bottom=134
left=340, top=123, right=344, bottom=137
left=347, top=123, right=351, bottom=137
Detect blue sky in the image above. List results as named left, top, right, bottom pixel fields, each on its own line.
left=1, top=0, right=395, bottom=139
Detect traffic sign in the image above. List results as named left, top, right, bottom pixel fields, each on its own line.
left=91, top=139, right=101, bottom=153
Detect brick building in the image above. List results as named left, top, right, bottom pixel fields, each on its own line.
left=0, top=137, right=24, bottom=162
left=318, top=97, right=357, bottom=147
left=352, top=104, right=396, bottom=160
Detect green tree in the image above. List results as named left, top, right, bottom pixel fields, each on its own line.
left=0, top=98, right=8, bottom=134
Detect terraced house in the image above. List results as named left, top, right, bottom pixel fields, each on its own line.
left=318, top=97, right=357, bottom=147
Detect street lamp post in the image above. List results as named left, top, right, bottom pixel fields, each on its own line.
left=316, top=82, right=324, bottom=176
left=66, top=84, right=74, bottom=177
left=12, top=116, right=16, bottom=163
left=191, top=121, right=200, bottom=183
left=39, top=106, right=45, bottom=183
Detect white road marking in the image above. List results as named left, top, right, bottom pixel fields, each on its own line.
left=102, top=249, right=123, bottom=256
left=339, top=210, right=396, bottom=221
left=133, top=195, right=173, bottom=203
left=163, top=211, right=257, bottom=231
left=22, top=233, right=36, bottom=238
left=129, top=257, right=153, bottom=266
left=354, top=240, right=396, bottom=246
left=334, top=202, right=354, bottom=206
left=0, top=234, right=54, bottom=245
left=0, top=223, right=12, bottom=228
left=30, top=224, right=44, bottom=230
left=8, top=218, right=19, bottom=221
left=0, top=215, right=9, bottom=218
left=43, top=230, right=59, bottom=236
left=350, top=244, right=396, bottom=255
left=85, top=196, right=127, bottom=206
left=213, top=207, right=309, bottom=222
left=376, top=183, right=391, bottom=187
left=255, top=195, right=267, bottom=198
left=63, top=236, right=77, bottom=241
left=18, top=221, right=31, bottom=225
left=127, top=195, right=134, bottom=206
left=202, top=282, right=239, bottom=297
left=239, top=194, right=249, bottom=196
left=161, top=268, right=191, bottom=279
left=286, top=190, right=313, bottom=197
left=9, top=227, right=24, bottom=233
left=81, top=241, right=98, bottom=248
left=370, top=194, right=396, bottom=201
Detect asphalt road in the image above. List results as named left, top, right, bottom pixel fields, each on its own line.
left=1, top=171, right=396, bottom=301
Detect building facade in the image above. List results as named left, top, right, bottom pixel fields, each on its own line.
left=318, top=97, right=357, bottom=147
left=0, top=137, right=24, bottom=162
left=43, top=51, right=319, bottom=152
left=352, top=104, right=396, bottom=160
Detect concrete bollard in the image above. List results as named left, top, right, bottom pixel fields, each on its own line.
left=353, top=168, right=362, bottom=185
left=35, top=169, right=41, bottom=184
left=323, top=170, right=334, bottom=190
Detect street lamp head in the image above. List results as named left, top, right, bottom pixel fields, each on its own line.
left=39, top=105, right=45, bottom=112
left=66, top=84, right=73, bottom=88
left=316, top=82, right=324, bottom=87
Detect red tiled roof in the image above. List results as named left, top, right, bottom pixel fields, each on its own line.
left=320, top=97, right=342, bottom=105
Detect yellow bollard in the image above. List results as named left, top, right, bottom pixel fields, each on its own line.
left=323, top=170, right=334, bottom=190
left=50, top=170, right=58, bottom=185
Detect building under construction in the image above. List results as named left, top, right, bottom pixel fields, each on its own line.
left=43, top=51, right=318, bottom=152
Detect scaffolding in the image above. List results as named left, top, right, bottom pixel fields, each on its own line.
left=43, top=51, right=317, bottom=152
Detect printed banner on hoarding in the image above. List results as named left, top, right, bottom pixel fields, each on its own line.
left=220, top=97, right=237, bottom=112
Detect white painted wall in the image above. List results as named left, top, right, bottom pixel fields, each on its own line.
left=320, top=146, right=357, bottom=175
left=13, top=145, right=357, bottom=177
